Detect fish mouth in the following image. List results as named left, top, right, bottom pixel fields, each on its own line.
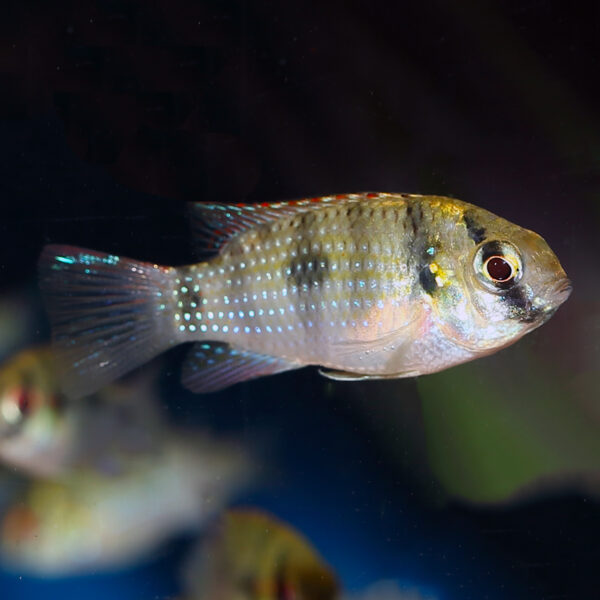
left=551, top=278, right=573, bottom=307
left=536, top=278, right=572, bottom=321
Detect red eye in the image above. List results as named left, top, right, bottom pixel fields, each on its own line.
left=17, top=389, right=30, bottom=415
left=484, top=255, right=514, bottom=282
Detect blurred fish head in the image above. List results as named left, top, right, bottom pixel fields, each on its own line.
left=434, top=206, right=571, bottom=354
left=0, top=349, right=59, bottom=439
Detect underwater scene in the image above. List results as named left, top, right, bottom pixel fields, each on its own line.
left=0, top=1, right=598, bottom=599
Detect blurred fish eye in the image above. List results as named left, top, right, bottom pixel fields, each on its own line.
left=474, top=240, right=522, bottom=291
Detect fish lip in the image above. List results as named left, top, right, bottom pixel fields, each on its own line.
left=538, top=277, right=571, bottom=318
left=552, top=277, right=573, bottom=305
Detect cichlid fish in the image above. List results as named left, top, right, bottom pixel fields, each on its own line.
left=39, top=193, right=571, bottom=397
left=181, top=509, right=338, bottom=600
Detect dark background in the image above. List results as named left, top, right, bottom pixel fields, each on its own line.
left=0, top=1, right=598, bottom=599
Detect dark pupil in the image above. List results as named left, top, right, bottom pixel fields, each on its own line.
left=486, top=256, right=513, bottom=281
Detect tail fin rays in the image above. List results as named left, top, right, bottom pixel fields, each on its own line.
left=39, top=245, right=176, bottom=399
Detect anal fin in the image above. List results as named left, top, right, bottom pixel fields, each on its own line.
left=182, top=343, right=302, bottom=393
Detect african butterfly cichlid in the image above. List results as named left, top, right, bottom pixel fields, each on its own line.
left=38, top=193, right=571, bottom=397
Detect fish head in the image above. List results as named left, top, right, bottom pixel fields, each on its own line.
left=0, top=349, right=62, bottom=440
left=455, top=212, right=571, bottom=351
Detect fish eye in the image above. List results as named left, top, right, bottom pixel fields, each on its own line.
left=484, top=255, right=514, bottom=282
left=474, top=241, right=522, bottom=290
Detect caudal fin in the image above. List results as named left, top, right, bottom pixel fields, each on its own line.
left=39, top=245, right=177, bottom=399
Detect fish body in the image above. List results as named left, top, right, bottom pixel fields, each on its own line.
left=39, top=193, right=571, bottom=396
left=0, top=435, right=249, bottom=575
left=0, top=346, right=166, bottom=477
left=181, top=509, right=338, bottom=600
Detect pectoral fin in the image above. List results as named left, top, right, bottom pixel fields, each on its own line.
left=318, top=368, right=420, bottom=382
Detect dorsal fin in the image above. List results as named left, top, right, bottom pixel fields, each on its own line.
left=187, top=193, right=390, bottom=255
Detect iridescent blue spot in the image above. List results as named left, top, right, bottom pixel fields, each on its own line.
left=211, top=324, right=219, bottom=332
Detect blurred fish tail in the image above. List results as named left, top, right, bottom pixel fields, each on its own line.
left=39, top=245, right=178, bottom=399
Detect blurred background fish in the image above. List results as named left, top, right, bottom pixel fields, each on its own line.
left=179, top=509, right=436, bottom=600
left=181, top=509, right=339, bottom=600
left=0, top=345, right=169, bottom=478
left=0, top=347, right=253, bottom=576
left=0, top=431, right=251, bottom=576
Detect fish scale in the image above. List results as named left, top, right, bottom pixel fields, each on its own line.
left=39, top=193, right=571, bottom=397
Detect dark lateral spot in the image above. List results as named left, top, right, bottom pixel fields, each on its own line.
left=463, top=211, right=486, bottom=244
left=406, top=204, right=418, bottom=236
left=288, top=253, right=329, bottom=290
left=419, top=266, right=437, bottom=295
